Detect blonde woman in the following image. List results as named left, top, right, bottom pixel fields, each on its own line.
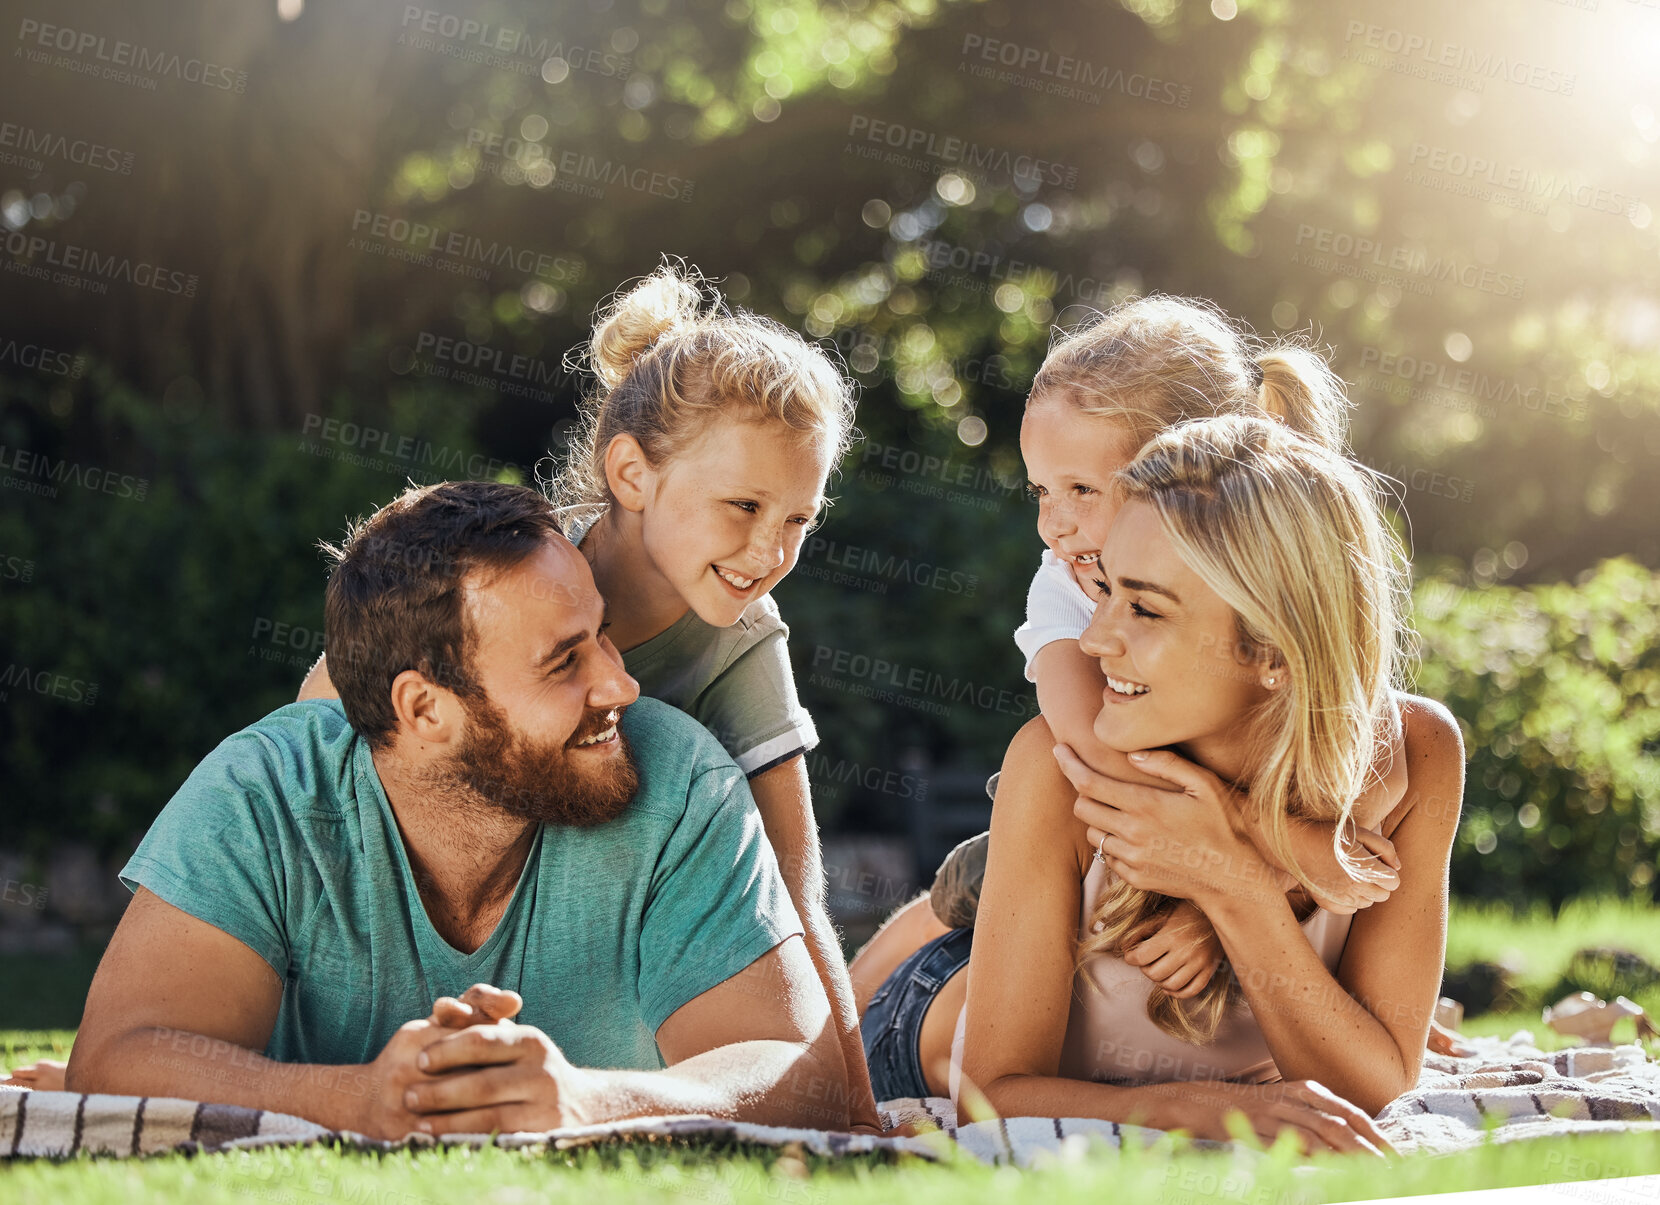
left=867, top=415, right=1463, bottom=1152
left=853, top=298, right=1411, bottom=1102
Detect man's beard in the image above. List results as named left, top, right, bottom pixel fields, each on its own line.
left=444, top=692, right=639, bottom=827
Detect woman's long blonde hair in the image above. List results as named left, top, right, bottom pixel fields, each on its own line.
left=551, top=259, right=856, bottom=523
left=1076, top=414, right=1411, bottom=1045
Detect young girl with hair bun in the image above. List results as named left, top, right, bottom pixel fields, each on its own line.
left=545, top=259, right=879, bottom=1127
left=297, top=260, right=879, bottom=1129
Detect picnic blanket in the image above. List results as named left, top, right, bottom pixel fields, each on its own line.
left=5, top=1033, right=1658, bottom=1166
left=1375, top=1031, right=1660, bottom=1155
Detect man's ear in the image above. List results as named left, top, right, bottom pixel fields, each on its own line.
left=387, top=669, right=464, bottom=747
left=603, top=434, right=655, bottom=514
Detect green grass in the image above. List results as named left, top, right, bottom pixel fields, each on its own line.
left=6, top=899, right=1660, bottom=1201
left=1445, top=897, right=1660, bottom=997
left=3, top=1112, right=1660, bottom=1204
left=1443, top=897, right=1660, bottom=1047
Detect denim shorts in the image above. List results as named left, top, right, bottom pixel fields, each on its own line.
left=861, top=926, right=973, bottom=1102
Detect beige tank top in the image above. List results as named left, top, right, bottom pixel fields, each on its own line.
left=950, top=858, right=1352, bottom=1098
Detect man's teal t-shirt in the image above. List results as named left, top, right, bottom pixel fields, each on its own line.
left=119, top=697, right=804, bottom=1070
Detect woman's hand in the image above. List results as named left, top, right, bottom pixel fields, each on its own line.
left=1054, top=744, right=1273, bottom=906
left=1124, top=902, right=1223, bottom=999
left=1150, top=1078, right=1393, bottom=1156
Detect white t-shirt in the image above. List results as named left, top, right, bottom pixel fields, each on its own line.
left=1011, top=548, right=1097, bottom=682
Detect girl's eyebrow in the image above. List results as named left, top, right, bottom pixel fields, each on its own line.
left=1118, top=576, right=1182, bottom=604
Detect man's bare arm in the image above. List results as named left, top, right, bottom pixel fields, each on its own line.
left=406, top=935, right=846, bottom=1133
left=66, top=888, right=434, bottom=1137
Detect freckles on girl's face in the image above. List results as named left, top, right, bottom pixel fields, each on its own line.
left=642, top=414, right=832, bottom=627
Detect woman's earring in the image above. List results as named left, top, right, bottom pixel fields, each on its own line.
left=1266, top=675, right=1277, bottom=687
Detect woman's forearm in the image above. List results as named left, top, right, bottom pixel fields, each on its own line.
left=976, top=1070, right=1172, bottom=1130
left=297, top=653, right=337, bottom=701
left=1202, top=888, right=1417, bottom=1112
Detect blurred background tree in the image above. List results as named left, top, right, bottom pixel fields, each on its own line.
left=1, top=0, right=1656, bottom=918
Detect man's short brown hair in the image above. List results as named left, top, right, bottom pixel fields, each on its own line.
left=323, top=480, right=564, bottom=749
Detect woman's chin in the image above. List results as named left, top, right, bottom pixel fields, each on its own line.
left=1090, top=716, right=1142, bottom=752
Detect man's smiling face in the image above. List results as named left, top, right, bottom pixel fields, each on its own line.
left=444, top=536, right=644, bottom=826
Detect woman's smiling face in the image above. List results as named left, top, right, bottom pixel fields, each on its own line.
left=1019, top=393, right=1139, bottom=593
left=1079, top=499, right=1276, bottom=773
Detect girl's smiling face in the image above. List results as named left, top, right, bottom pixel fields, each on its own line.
left=638, top=413, right=832, bottom=628
left=1019, top=392, right=1140, bottom=593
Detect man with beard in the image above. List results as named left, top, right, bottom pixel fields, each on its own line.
left=66, top=481, right=846, bottom=1138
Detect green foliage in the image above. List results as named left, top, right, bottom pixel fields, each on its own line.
left=776, top=419, right=1037, bottom=826
left=0, top=372, right=494, bottom=853
left=1413, top=560, right=1660, bottom=907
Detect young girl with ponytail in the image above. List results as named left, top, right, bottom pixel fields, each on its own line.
left=852, top=297, right=1416, bottom=1107
left=864, top=409, right=1464, bottom=1149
